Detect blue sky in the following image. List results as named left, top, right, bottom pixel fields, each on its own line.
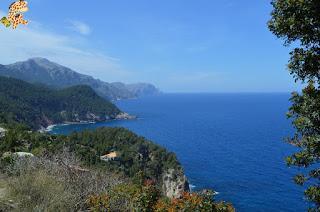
left=0, top=0, right=300, bottom=92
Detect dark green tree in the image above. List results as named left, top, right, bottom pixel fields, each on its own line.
left=268, top=0, right=320, bottom=209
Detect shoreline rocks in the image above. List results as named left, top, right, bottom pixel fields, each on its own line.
left=0, top=127, right=6, bottom=138
left=115, top=112, right=136, bottom=120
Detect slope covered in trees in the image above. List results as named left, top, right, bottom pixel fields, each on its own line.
left=0, top=126, right=234, bottom=211
left=0, top=76, right=121, bottom=129
left=0, top=127, right=182, bottom=187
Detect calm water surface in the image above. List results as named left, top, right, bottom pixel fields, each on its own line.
left=51, top=94, right=309, bottom=211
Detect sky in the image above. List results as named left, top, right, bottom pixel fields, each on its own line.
left=0, top=0, right=301, bottom=92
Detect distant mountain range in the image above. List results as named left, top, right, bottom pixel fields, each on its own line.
left=0, top=58, right=160, bottom=100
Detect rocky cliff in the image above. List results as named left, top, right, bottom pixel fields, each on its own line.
left=111, top=82, right=161, bottom=97
left=162, top=168, right=190, bottom=198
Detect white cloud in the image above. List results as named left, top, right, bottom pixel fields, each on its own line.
left=0, top=10, right=130, bottom=82
left=67, top=20, right=91, bottom=35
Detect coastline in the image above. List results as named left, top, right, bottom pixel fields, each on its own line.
left=44, top=122, right=91, bottom=133
left=44, top=124, right=57, bottom=132
left=43, top=112, right=137, bottom=133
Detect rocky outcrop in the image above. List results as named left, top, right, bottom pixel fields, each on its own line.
left=0, top=127, right=6, bottom=138
left=112, top=82, right=161, bottom=97
left=12, top=152, right=34, bottom=158
left=162, top=168, right=190, bottom=198
left=115, top=112, right=136, bottom=120
left=126, top=83, right=161, bottom=97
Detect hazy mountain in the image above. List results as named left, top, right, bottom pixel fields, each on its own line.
left=0, top=58, right=160, bottom=100
left=127, top=83, right=161, bottom=96
left=111, top=82, right=160, bottom=97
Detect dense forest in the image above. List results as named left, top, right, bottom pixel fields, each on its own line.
left=66, top=128, right=182, bottom=180
left=1, top=126, right=183, bottom=182
left=0, top=76, right=121, bottom=129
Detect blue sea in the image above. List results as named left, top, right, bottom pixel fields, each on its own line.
left=51, top=93, right=310, bottom=211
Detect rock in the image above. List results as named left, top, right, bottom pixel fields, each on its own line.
left=0, top=127, right=6, bottom=138
left=125, top=83, right=161, bottom=97
left=162, top=168, right=190, bottom=198
left=2, top=152, right=34, bottom=162
left=86, top=112, right=101, bottom=121
left=12, top=152, right=34, bottom=158
left=115, top=112, right=136, bottom=120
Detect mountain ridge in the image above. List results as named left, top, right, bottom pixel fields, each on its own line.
left=0, top=58, right=160, bottom=100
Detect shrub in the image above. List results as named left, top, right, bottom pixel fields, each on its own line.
left=7, top=169, right=73, bottom=211
left=86, top=193, right=110, bottom=211
left=3, top=150, right=124, bottom=211
left=154, top=191, right=235, bottom=212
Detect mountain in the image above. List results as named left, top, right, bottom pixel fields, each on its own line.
left=127, top=83, right=160, bottom=96
left=0, top=76, right=123, bottom=129
left=0, top=58, right=160, bottom=100
left=111, top=82, right=161, bottom=97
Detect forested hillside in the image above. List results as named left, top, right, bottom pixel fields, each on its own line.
left=0, top=126, right=234, bottom=211
left=0, top=76, right=121, bottom=129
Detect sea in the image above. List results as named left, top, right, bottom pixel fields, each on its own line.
left=50, top=93, right=310, bottom=211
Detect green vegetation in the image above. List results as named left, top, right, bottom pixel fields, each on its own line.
left=0, top=126, right=183, bottom=181
left=0, top=157, right=233, bottom=211
left=0, top=76, right=121, bottom=129
left=87, top=182, right=234, bottom=212
left=0, top=126, right=234, bottom=211
left=0, top=65, right=233, bottom=211
left=268, top=0, right=320, bottom=209
left=65, top=127, right=182, bottom=180
left=0, top=151, right=123, bottom=211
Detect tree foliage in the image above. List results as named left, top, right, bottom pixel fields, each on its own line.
left=87, top=182, right=234, bottom=212
left=0, top=76, right=120, bottom=129
left=62, top=127, right=183, bottom=181
left=0, top=126, right=183, bottom=191
left=268, top=0, right=320, bottom=209
left=269, top=0, right=320, bottom=83
left=0, top=126, right=234, bottom=211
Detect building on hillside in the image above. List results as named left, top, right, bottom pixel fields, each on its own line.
left=100, top=151, right=118, bottom=162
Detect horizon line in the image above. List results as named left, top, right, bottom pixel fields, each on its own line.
left=161, top=91, right=295, bottom=94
